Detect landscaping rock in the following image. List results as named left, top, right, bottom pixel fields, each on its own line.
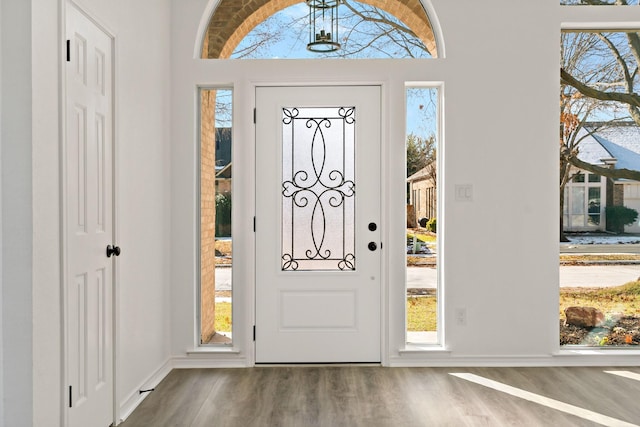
left=565, top=306, right=604, bottom=328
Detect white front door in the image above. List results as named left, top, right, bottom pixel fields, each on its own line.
left=255, top=85, right=381, bottom=363
left=65, top=3, right=114, bottom=426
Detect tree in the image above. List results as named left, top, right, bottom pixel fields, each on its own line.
left=560, top=10, right=640, bottom=180
left=336, top=1, right=432, bottom=58
left=559, top=32, right=612, bottom=240
left=406, top=133, right=436, bottom=178
left=560, top=27, right=640, bottom=239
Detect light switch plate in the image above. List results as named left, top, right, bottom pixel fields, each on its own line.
left=455, top=184, right=473, bottom=201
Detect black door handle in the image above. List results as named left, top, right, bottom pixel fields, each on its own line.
left=368, top=242, right=377, bottom=251
left=106, top=245, right=121, bottom=258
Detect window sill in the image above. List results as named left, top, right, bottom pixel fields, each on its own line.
left=187, top=346, right=241, bottom=356
left=399, top=344, right=450, bottom=354
left=555, top=347, right=640, bottom=356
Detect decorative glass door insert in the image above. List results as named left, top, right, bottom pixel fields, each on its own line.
left=281, top=106, right=356, bottom=271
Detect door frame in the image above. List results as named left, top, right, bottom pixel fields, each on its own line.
left=59, top=1, right=119, bottom=425
left=249, top=81, right=389, bottom=365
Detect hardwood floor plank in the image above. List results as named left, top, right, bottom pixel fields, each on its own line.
left=119, top=367, right=640, bottom=427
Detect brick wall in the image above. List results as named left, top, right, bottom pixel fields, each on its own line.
left=613, top=183, right=624, bottom=206
left=201, top=89, right=217, bottom=343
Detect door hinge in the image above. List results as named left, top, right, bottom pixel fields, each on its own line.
left=68, top=385, right=73, bottom=408
left=253, top=325, right=256, bottom=341
left=66, top=40, right=71, bottom=62
left=253, top=108, right=256, bottom=124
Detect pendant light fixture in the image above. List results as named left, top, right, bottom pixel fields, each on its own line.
left=306, top=0, right=341, bottom=53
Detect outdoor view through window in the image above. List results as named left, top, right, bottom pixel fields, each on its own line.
left=229, top=1, right=434, bottom=59
left=406, top=87, right=438, bottom=344
left=200, top=88, right=233, bottom=345
left=560, top=30, right=640, bottom=347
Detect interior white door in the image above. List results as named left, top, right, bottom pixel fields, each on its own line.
left=65, top=3, right=114, bottom=426
left=255, top=86, right=381, bottom=363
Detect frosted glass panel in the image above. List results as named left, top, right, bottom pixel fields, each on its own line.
left=282, top=106, right=356, bottom=271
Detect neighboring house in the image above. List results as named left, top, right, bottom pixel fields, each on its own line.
left=407, top=162, right=436, bottom=226
left=216, top=162, right=232, bottom=194
left=565, top=123, right=640, bottom=233
left=215, top=127, right=232, bottom=194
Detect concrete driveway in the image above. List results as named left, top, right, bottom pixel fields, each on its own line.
left=216, top=264, right=639, bottom=290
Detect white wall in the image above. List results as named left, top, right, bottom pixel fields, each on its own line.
left=30, top=0, right=172, bottom=424
left=169, top=0, right=640, bottom=366
left=31, top=0, right=60, bottom=423
left=1, top=1, right=33, bottom=426
left=0, top=2, right=4, bottom=423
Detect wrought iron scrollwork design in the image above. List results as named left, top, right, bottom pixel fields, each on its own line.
left=282, top=106, right=356, bottom=271
left=282, top=254, right=299, bottom=271
left=338, top=253, right=356, bottom=270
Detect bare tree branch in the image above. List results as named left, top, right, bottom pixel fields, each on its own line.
left=561, top=67, right=640, bottom=108
left=568, top=155, right=640, bottom=180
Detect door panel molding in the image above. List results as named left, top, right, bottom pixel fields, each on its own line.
left=62, top=2, right=116, bottom=425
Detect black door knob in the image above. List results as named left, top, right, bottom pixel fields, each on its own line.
left=106, top=245, right=121, bottom=258
left=368, top=242, right=377, bottom=251
left=368, top=222, right=377, bottom=231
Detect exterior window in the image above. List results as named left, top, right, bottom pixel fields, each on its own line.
left=588, top=187, right=601, bottom=225
left=199, top=88, right=233, bottom=345
left=203, top=1, right=437, bottom=60
left=571, top=187, right=586, bottom=227
left=564, top=173, right=605, bottom=231
left=560, top=27, right=640, bottom=348
left=406, top=85, right=439, bottom=345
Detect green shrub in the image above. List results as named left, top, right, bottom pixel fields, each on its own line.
left=215, top=192, right=232, bottom=237
left=606, top=205, right=638, bottom=234
left=426, top=217, right=437, bottom=233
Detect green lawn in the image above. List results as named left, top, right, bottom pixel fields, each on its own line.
left=215, top=302, right=232, bottom=332
left=215, top=298, right=438, bottom=333
left=407, top=296, right=437, bottom=331
left=560, top=281, right=640, bottom=319
left=215, top=281, right=639, bottom=334
left=406, top=231, right=436, bottom=243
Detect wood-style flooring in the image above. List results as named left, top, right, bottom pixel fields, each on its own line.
left=120, top=366, right=640, bottom=426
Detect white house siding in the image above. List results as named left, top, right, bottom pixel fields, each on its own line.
left=408, top=170, right=436, bottom=225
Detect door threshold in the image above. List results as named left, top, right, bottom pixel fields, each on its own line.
left=254, top=362, right=382, bottom=367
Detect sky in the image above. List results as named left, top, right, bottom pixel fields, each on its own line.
left=230, top=1, right=438, bottom=141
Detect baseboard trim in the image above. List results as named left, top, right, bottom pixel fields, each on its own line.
left=117, top=358, right=173, bottom=424
left=388, top=352, right=640, bottom=367
left=172, top=355, right=250, bottom=369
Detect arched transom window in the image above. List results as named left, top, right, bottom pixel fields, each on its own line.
left=202, top=0, right=438, bottom=59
